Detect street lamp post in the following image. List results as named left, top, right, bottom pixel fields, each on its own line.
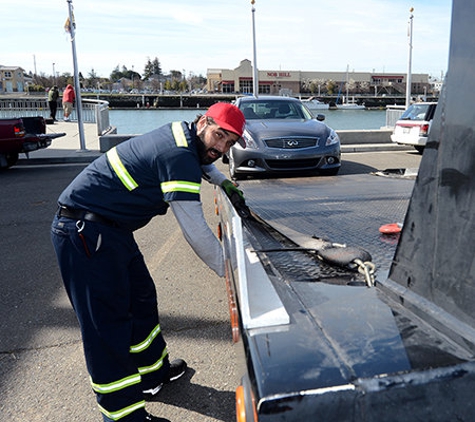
left=52, top=63, right=56, bottom=85
left=251, top=0, right=259, bottom=97
left=66, top=0, right=86, bottom=151
left=405, top=7, right=414, bottom=108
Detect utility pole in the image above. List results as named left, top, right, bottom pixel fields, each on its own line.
left=251, top=0, right=259, bottom=97
left=405, top=7, right=414, bottom=108
left=33, top=55, right=37, bottom=84
left=66, top=0, right=87, bottom=151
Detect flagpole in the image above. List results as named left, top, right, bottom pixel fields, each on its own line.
left=251, top=0, right=259, bottom=98
left=66, top=0, right=86, bottom=151
left=405, top=7, right=414, bottom=108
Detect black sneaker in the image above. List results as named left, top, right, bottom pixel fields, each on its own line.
left=167, top=358, right=187, bottom=383
left=143, top=359, right=187, bottom=398
left=145, top=413, right=171, bottom=422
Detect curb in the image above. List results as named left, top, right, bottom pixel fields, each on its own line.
left=17, top=144, right=412, bottom=166
left=341, top=144, right=413, bottom=153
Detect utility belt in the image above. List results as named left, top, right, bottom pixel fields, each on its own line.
left=57, top=205, right=119, bottom=227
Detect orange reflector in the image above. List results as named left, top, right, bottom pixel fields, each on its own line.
left=379, top=223, right=402, bottom=234
left=236, top=384, right=258, bottom=422
left=217, top=223, right=222, bottom=241
left=225, top=265, right=240, bottom=343
left=236, top=385, right=246, bottom=422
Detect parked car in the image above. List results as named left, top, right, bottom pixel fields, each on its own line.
left=0, top=116, right=65, bottom=168
left=391, top=102, right=437, bottom=153
left=225, top=96, right=341, bottom=179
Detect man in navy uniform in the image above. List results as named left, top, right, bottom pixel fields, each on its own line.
left=51, top=103, right=246, bottom=422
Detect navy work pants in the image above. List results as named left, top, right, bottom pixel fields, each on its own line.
left=51, top=215, right=170, bottom=421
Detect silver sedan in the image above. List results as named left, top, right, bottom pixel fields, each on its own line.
left=225, top=96, right=341, bottom=179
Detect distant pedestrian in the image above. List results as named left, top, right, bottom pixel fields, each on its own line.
left=48, top=85, right=59, bottom=121
left=62, top=84, right=76, bottom=121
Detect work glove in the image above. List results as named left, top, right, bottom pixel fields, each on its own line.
left=221, top=179, right=251, bottom=219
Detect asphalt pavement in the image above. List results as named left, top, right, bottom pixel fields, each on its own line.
left=2, top=119, right=418, bottom=422
left=3, top=120, right=240, bottom=422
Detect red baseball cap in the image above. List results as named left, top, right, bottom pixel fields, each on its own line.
left=205, top=102, right=246, bottom=148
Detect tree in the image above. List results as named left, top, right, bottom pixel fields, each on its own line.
left=326, top=80, right=337, bottom=95
left=110, top=65, right=123, bottom=82
left=346, top=78, right=357, bottom=94
left=311, top=78, right=326, bottom=95
left=143, top=57, right=162, bottom=80
left=86, top=68, right=99, bottom=89
left=301, top=78, right=312, bottom=93
left=109, top=65, right=141, bottom=87
left=170, top=70, right=183, bottom=80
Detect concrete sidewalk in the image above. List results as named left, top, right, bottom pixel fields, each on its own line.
left=18, top=120, right=410, bottom=166
left=18, top=120, right=102, bottom=165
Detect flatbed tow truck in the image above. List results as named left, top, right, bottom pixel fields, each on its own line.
left=216, top=2, right=475, bottom=420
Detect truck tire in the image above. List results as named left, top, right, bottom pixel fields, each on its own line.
left=0, top=153, right=19, bottom=169
left=6, top=153, right=19, bottom=168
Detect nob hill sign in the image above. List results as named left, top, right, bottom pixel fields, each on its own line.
left=266, top=71, right=292, bottom=78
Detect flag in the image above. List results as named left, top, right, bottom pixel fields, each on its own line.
left=64, top=12, right=75, bottom=33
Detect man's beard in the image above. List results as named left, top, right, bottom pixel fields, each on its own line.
left=196, top=130, right=222, bottom=165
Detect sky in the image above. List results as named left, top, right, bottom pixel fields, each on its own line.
left=1, top=0, right=452, bottom=80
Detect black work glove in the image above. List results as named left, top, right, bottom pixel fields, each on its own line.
left=221, top=179, right=251, bottom=219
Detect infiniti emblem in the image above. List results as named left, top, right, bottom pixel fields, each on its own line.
left=286, top=140, right=299, bottom=147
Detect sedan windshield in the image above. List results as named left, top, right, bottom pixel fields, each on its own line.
left=240, top=100, right=314, bottom=121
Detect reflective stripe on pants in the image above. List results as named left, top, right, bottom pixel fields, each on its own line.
left=51, top=215, right=170, bottom=421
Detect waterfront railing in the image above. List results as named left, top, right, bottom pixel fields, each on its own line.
left=385, top=105, right=406, bottom=128
left=0, top=97, right=112, bottom=135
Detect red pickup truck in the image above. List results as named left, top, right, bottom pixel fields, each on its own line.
left=0, top=116, right=65, bottom=168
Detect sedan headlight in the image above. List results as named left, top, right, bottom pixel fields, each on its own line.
left=242, top=130, right=259, bottom=149
left=325, top=128, right=340, bottom=146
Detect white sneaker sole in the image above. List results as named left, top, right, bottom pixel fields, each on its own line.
left=143, top=383, right=163, bottom=396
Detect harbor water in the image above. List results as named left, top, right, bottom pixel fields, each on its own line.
left=110, top=109, right=387, bottom=134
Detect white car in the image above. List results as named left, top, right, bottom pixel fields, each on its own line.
left=391, top=102, right=437, bottom=153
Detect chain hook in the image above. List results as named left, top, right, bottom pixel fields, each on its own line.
left=353, top=258, right=376, bottom=287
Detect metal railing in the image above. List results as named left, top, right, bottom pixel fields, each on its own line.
left=385, top=105, right=406, bottom=128
left=0, top=97, right=112, bottom=135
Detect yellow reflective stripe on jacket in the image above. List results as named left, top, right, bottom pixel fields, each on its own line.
left=138, top=347, right=168, bottom=376
left=90, top=373, right=141, bottom=394
left=171, top=121, right=188, bottom=147
left=161, top=180, right=200, bottom=195
left=106, top=147, right=139, bottom=191
left=98, top=400, right=145, bottom=421
left=130, top=324, right=161, bottom=354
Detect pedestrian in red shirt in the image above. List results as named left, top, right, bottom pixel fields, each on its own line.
left=62, top=84, right=76, bottom=121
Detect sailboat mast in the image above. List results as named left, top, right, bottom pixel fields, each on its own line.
left=345, top=64, right=349, bottom=104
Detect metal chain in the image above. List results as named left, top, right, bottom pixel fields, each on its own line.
left=353, top=259, right=376, bottom=287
